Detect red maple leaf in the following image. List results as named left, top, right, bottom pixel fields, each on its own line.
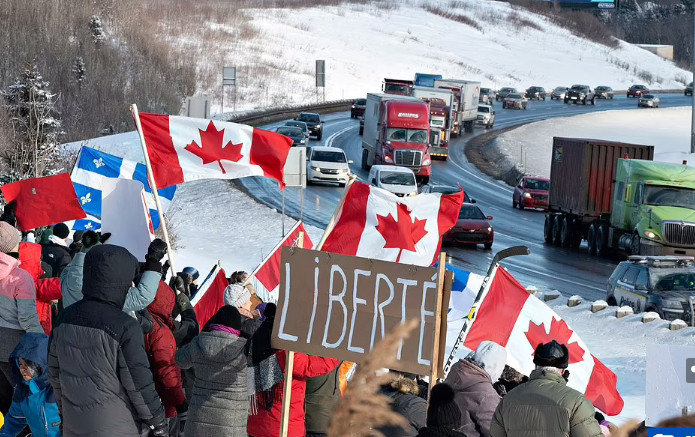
left=375, top=204, right=428, bottom=262
left=183, top=121, right=243, bottom=173
left=525, top=318, right=585, bottom=365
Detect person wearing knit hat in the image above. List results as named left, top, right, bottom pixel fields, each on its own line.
left=223, top=283, right=263, bottom=338
left=490, top=341, right=602, bottom=437
left=416, top=383, right=466, bottom=437
left=446, top=341, right=506, bottom=437
left=40, top=223, right=72, bottom=278
left=0, top=221, right=43, bottom=418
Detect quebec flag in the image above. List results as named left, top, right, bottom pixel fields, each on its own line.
left=70, top=146, right=176, bottom=231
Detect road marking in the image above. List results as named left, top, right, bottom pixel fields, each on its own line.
left=325, top=125, right=355, bottom=148
left=503, top=261, right=606, bottom=292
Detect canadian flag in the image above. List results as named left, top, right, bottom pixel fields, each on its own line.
left=254, top=221, right=314, bottom=296
left=137, top=113, right=293, bottom=189
left=321, top=181, right=463, bottom=266
left=463, top=267, right=624, bottom=415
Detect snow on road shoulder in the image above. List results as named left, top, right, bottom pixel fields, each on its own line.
left=493, top=107, right=694, bottom=178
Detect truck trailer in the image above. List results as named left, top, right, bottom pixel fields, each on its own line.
left=414, top=73, right=443, bottom=87
left=433, top=79, right=480, bottom=135
left=411, top=85, right=454, bottom=159
left=544, top=137, right=695, bottom=257
left=361, top=93, right=432, bottom=184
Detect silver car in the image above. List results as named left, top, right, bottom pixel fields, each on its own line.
left=550, top=86, right=567, bottom=100
left=638, top=94, right=660, bottom=108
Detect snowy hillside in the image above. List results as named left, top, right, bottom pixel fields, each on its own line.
left=163, top=0, right=691, bottom=114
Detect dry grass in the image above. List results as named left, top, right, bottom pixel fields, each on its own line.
left=327, top=319, right=418, bottom=437
left=422, top=4, right=484, bottom=32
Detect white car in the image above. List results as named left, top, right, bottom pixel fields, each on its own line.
left=476, top=105, right=495, bottom=129
left=638, top=94, right=660, bottom=108
left=306, top=146, right=352, bottom=186
left=368, top=165, right=418, bottom=197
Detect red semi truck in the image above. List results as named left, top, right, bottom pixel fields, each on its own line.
left=361, top=92, right=432, bottom=184
left=382, top=78, right=414, bottom=96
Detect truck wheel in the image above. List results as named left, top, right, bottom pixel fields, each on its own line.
left=361, top=149, right=369, bottom=170
left=552, top=215, right=563, bottom=246
left=543, top=215, right=554, bottom=244
left=630, top=234, right=641, bottom=255
left=596, top=225, right=609, bottom=257
left=560, top=216, right=571, bottom=247
left=587, top=223, right=597, bottom=255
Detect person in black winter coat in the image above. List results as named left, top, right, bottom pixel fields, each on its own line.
left=40, top=223, right=72, bottom=278
left=377, top=371, right=427, bottom=437
left=417, top=383, right=466, bottom=437
left=48, top=244, right=168, bottom=437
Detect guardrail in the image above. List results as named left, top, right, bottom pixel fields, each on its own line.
left=226, top=99, right=355, bottom=126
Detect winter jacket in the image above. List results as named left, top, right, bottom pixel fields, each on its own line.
left=61, top=251, right=161, bottom=312
left=446, top=359, right=501, bottom=437
left=48, top=244, right=165, bottom=437
left=0, top=252, right=43, bottom=363
left=18, top=242, right=61, bottom=335
left=176, top=329, right=248, bottom=437
left=41, top=238, right=71, bottom=278
left=247, top=351, right=339, bottom=437
left=305, top=363, right=342, bottom=434
left=416, top=427, right=467, bottom=437
left=377, top=382, right=428, bottom=437
left=144, top=281, right=186, bottom=418
left=172, top=293, right=199, bottom=347
left=0, top=333, right=60, bottom=437
left=489, top=369, right=603, bottom=437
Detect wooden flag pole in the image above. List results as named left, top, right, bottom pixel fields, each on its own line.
left=279, top=232, right=304, bottom=437
left=429, top=252, right=446, bottom=401
left=130, top=104, right=177, bottom=276
left=315, top=174, right=356, bottom=250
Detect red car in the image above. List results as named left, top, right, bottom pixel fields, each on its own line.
left=513, top=176, right=550, bottom=210
left=627, top=85, right=649, bottom=98
left=443, top=204, right=494, bottom=249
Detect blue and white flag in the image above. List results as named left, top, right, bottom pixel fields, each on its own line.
left=70, top=146, right=176, bottom=231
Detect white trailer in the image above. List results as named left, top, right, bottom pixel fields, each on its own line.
left=434, top=79, right=481, bottom=134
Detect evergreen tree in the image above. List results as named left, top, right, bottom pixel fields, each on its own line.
left=1, top=62, right=62, bottom=181
left=89, top=15, right=106, bottom=46
left=72, top=56, right=86, bottom=89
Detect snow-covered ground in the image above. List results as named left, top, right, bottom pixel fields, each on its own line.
left=493, top=106, right=694, bottom=178
left=162, top=0, right=691, bottom=114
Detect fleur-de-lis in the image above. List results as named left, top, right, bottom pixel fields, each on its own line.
left=84, top=222, right=93, bottom=230
left=93, top=157, right=105, bottom=168
left=80, top=192, right=91, bottom=205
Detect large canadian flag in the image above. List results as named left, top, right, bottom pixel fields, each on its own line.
left=137, top=113, right=293, bottom=189
left=463, top=267, right=624, bottom=415
left=321, top=181, right=463, bottom=266
left=254, top=221, right=314, bottom=296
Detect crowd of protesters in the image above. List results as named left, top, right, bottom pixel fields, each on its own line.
left=0, top=201, right=684, bottom=437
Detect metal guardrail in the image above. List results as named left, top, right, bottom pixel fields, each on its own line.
left=226, top=99, right=355, bottom=127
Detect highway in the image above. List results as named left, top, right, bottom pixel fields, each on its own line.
left=240, top=93, right=692, bottom=301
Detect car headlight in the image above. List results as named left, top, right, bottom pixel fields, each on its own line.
left=409, top=191, right=418, bottom=197
left=384, top=155, right=393, bottom=163
left=300, top=139, right=306, bottom=144
left=340, top=168, right=349, bottom=173
left=644, top=230, right=661, bottom=241
left=487, top=227, right=492, bottom=232
left=422, top=158, right=431, bottom=165
left=311, top=166, right=321, bottom=171
left=523, top=192, right=532, bottom=198
left=351, top=105, right=356, bottom=109
left=662, top=299, right=683, bottom=310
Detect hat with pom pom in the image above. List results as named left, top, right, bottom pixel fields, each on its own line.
left=426, top=383, right=461, bottom=428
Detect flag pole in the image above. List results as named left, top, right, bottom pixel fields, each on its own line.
left=242, top=220, right=303, bottom=287
left=443, top=246, right=530, bottom=376
left=315, top=174, right=356, bottom=250
left=130, top=104, right=178, bottom=276
left=428, top=252, right=446, bottom=400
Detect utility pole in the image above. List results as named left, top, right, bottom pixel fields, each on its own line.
left=692, top=5, right=695, bottom=153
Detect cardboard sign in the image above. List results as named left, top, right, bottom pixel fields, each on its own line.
left=646, top=343, right=695, bottom=426
left=272, top=247, right=449, bottom=376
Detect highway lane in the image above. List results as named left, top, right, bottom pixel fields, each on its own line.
left=239, top=93, right=692, bottom=300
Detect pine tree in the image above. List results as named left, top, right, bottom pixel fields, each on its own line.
left=72, top=56, right=86, bottom=89
left=0, top=62, right=62, bottom=181
left=89, top=15, right=106, bottom=46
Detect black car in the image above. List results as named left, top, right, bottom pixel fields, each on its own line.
left=275, top=126, right=306, bottom=146
left=606, top=256, right=695, bottom=324
left=419, top=184, right=474, bottom=203
left=495, top=87, right=517, bottom=101
left=524, top=86, right=546, bottom=101
left=595, top=86, right=614, bottom=99
left=351, top=98, right=366, bottom=119
left=686, top=82, right=693, bottom=96
left=564, top=84, right=595, bottom=105
left=296, top=112, right=324, bottom=140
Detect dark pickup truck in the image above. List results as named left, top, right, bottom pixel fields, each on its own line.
left=564, top=85, right=595, bottom=105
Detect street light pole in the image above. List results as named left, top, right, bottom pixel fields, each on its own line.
left=691, top=6, right=695, bottom=153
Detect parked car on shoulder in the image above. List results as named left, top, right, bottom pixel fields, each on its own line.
left=419, top=184, right=474, bottom=203
left=595, top=86, right=614, bottom=99
left=513, top=176, right=550, bottom=210
left=285, top=120, right=310, bottom=140
left=368, top=165, right=418, bottom=197
left=296, top=112, right=324, bottom=140
left=550, top=86, right=568, bottom=100
left=638, top=94, right=660, bottom=108
left=606, top=256, right=695, bottom=324
left=627, top=84, right=649, bottom=98
left=496, top=87, right=517, bottom=101
left=351, top=98, right=366, bottom=118
left=564, top=85, right=595, bottom=105
left=306, top=146, right=352, bottom=186
left=275, top=126, right=306, bottom=146
left=479, top=88, right=496, bottom=104
left=524, top=86, right=546, bottom=101
left=476, top=104, right=495, bottom=129
left=443, top=203, right=494, bottom=250
left=502, top=93, right=527, bottom=110
left=686, top=82, right=693, bottom=96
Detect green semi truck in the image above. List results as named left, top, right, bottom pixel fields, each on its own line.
left=544, top=137, right=695, bottom=257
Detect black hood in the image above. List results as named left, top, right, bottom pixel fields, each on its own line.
left=83, top=244, right=139, bottom=309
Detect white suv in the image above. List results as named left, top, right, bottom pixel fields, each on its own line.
left=477, top=105, right=495, bottom=129
left=306, top=146, right=352, bottom=186
left=368, top=165, right=418, bottom=197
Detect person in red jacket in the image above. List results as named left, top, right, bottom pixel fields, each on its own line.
left=246, top=304, right=339, bottom=437
left=17, top=241, right=61, bottom=335
left=144, top=281, right=188, bottom=434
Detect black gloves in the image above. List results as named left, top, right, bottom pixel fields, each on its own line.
left=99, top=232, right=112, bottom=244
left=146, top=238, right=168, bottom=262
left=175, top=293, right=193, bottom=313
left=147, top=416, right=168, bottom=437
left=176, top=400, right=189, bottom=415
